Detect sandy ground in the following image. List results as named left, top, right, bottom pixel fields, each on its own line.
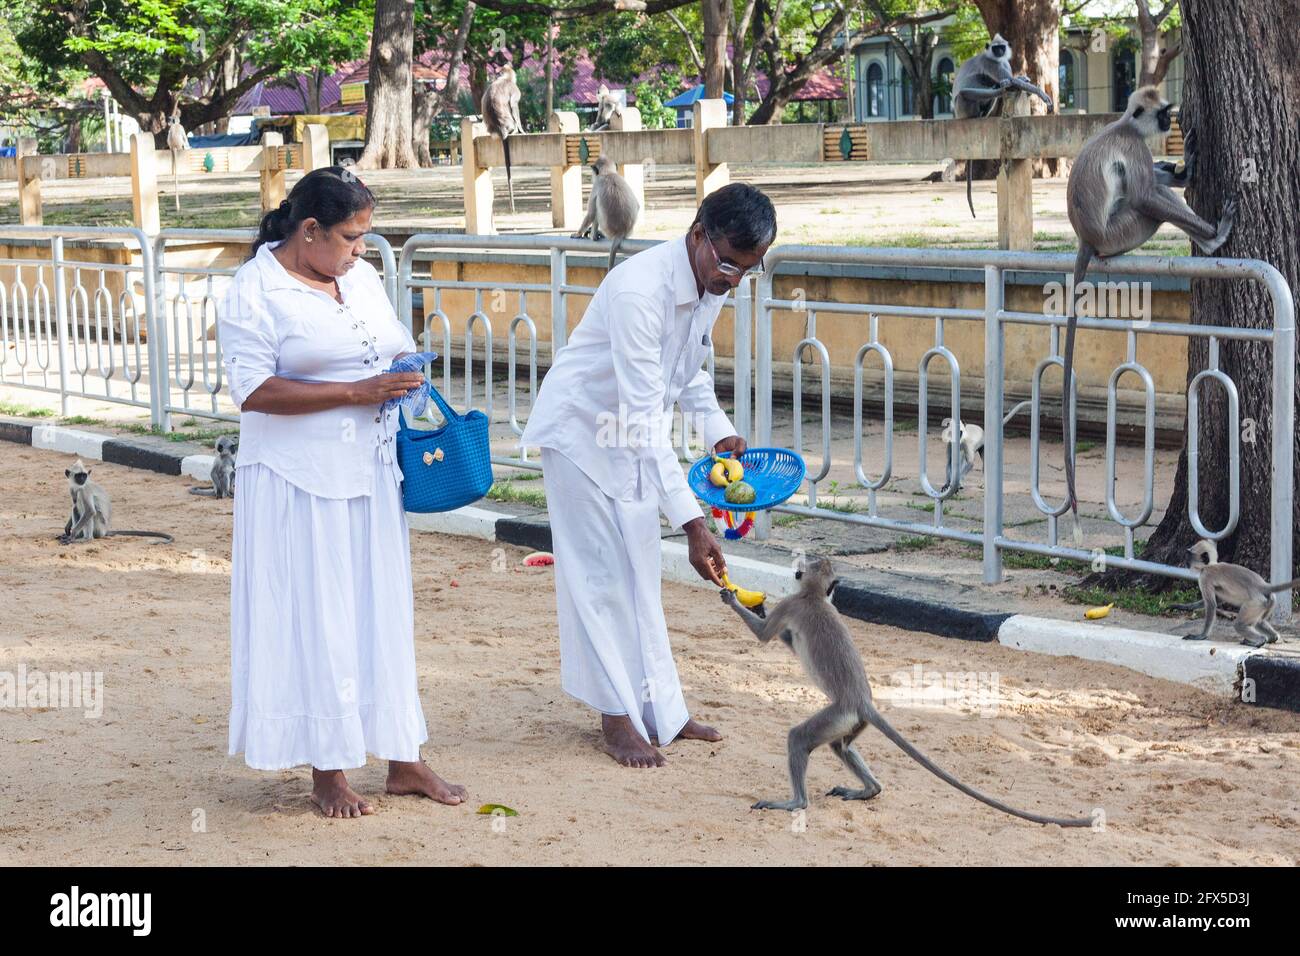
left=2, top=442, right=1299, bottom=866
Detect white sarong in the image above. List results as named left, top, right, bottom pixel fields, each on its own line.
left=541, top=447, right=689, bottom=745
left=228, top=447, right=428, bottom=770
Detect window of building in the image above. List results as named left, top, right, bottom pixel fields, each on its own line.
left=935, top=56, right=955, bottom=114
left=1059, top=49, right=1077, bottom=110
left=867, top=62, right=884, bottom=118
left=1112, top=37, right=1138, bottom=111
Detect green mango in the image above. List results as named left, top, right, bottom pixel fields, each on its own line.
left=724, top=481, right=756, bottom=505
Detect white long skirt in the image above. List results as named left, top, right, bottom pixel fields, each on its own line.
left=540, top=447, right=689, bottom=746
left=228, top=447, right=429, bottom=771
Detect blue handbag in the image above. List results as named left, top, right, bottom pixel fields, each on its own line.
left=394, top=378, right=494, bottom=513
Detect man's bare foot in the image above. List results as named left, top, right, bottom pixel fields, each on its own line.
left=669, top=717, right=723, bottom=743
left=385, top=759, right=468, bottom=805
left=310, top=768, right=375, bottom=819
left=602, top=714, right=666, bottom=768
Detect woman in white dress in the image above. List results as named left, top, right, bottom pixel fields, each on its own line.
left=219, top=168, right=467, bottom=818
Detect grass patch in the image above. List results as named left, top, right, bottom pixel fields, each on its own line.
left=773, top=513, right=809, bottom=528
left=487, top=481, right=548, bottom=509
left=60, top=415, right=108, bottom=427
left=0, top=400, right=56, bottom=418
left=1075, top=440, right=1098, bottom=454
left=1062, top=583, right=1200, bottom=617
left=894, top=534, right=937, bottom=552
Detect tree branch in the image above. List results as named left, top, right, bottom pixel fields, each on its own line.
left=666, top=11, right=705, bottom=72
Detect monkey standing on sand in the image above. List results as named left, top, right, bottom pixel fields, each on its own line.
left=481, top=64, right=524, bottom=215
left=1062, top=87, right=1235, bottom=528
left=1182, top=539, right=1298, bottom=648
left=720, top=556, right=1091, bottom=826
left=60, top=459, right=174, bottom=545
left=189, top=435, right=237, bottom=499
left=572, top=154, right=640, bottom=271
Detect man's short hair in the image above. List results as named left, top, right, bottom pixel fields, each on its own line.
left=693, top=183, right=777, bottom=252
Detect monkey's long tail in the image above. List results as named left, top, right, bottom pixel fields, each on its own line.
left=966, top=159, right=975, bottom=218
left=1062, top=244, right=1093, bottom=535
left=864, top=705, right=1093, bottom=827
left=109, top=530, right=175, bottom=545
left=1266, top=577, right=1300, bottom=594
left=502, top=134, right=516, bottom=214
left=607, top=236, right=623, bottom=273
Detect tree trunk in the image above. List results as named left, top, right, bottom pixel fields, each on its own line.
left=973, top=0, right=1061, bottom=175
left=702, top=0, right=728, bottom=99
left=1136, top=0, right=1180, bottom=87
left=357, top=0, right=417, bottom=169
left=1086, top=0, right=1300, bottom=590
left=442, top=2, right=475, bottom=113
left=413, top=84, right=438, bottom=166
left=305, top=68, right=324, bottom=114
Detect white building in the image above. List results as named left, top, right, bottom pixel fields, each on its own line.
left=850, top=21, right=1184, bottom=121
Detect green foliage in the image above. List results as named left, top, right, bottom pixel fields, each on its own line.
left=630, top=72, right=683, bottom=130
left=14, top=0, right=372, bottom=112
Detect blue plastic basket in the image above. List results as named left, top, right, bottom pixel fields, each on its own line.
left=688, top=447, right=806, bottom=513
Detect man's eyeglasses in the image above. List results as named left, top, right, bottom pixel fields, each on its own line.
left=702, top=230, right=765, bottom=278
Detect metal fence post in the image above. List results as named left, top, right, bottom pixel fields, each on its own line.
left=143, top=232, right=167, bottom=430
left=753, top=269, right=774, bottom=540
left=550, top=247, right=567, bottom=359
left=733, top=276, right=752, bottom=443
left=982, top=265, right=1004, bottom=584
left=51, top=236, right=70, bottom=417
left=1268, top=267, right=1296, bottom=622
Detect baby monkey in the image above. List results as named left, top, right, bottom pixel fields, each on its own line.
left=189, top=435, right=237, bottom=498
left=1183, top=539, right=1298, bottom=647
left=61, top=459, right=175, bottom=545
left=720, top=556, right=1091, bottom=826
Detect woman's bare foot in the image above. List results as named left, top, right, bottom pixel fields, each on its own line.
left=602, top=714, right=666, bottom=768
left=310, top=768, right=375, bottom=819
left=385, top=759, right=468, bottom=805
left=671, top=717, right=723, bottom=743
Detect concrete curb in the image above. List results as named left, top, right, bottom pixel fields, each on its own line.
left=3, top=414, right=1293, bottom=712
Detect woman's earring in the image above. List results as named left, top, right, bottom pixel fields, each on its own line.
left=305, top=236, right=313, bottom=243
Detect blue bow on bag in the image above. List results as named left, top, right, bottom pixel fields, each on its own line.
left=384, top=351, right=494, bottom=513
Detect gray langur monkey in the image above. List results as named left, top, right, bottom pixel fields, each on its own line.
left=952, top=33, right=1054, bottom=217
left=189, top=435, right=237, bottom=498
left=60, top=459, right=175, bottom=545
left=1063, top=87, right=1235, bottom=525
left=587, top=84, right=623, bottom=132
left=940, top=418, right=984, bottom=493
left=572, top=154, right=640, bottom=272
left=1182, top=539, right=1298, bottom=648
left=482, top=64, right=524, bottom=215
left=720, top=556, right=1091, bottom=826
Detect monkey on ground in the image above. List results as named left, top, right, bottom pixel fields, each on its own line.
left=60, top=459, right=175, bottom=545
left=587, top=84, right=622, bottom=132
left=481, top=64, right=524, bottom=214
left=1182, top=539, right=1298, bottom=648
left=951, top=33, right=1054, bottom=217
left=1062, top=87, right=1235, bottom=526
left=573, top=154, right=640, bottom=272
left=940, top=418, right=984, bottom=493
left=720, top=556, right=1091, bottom=826
left=189, top=435, right=237, bottom=499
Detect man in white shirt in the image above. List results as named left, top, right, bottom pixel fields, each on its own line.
left=523, top=183, right=776, bottom=767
